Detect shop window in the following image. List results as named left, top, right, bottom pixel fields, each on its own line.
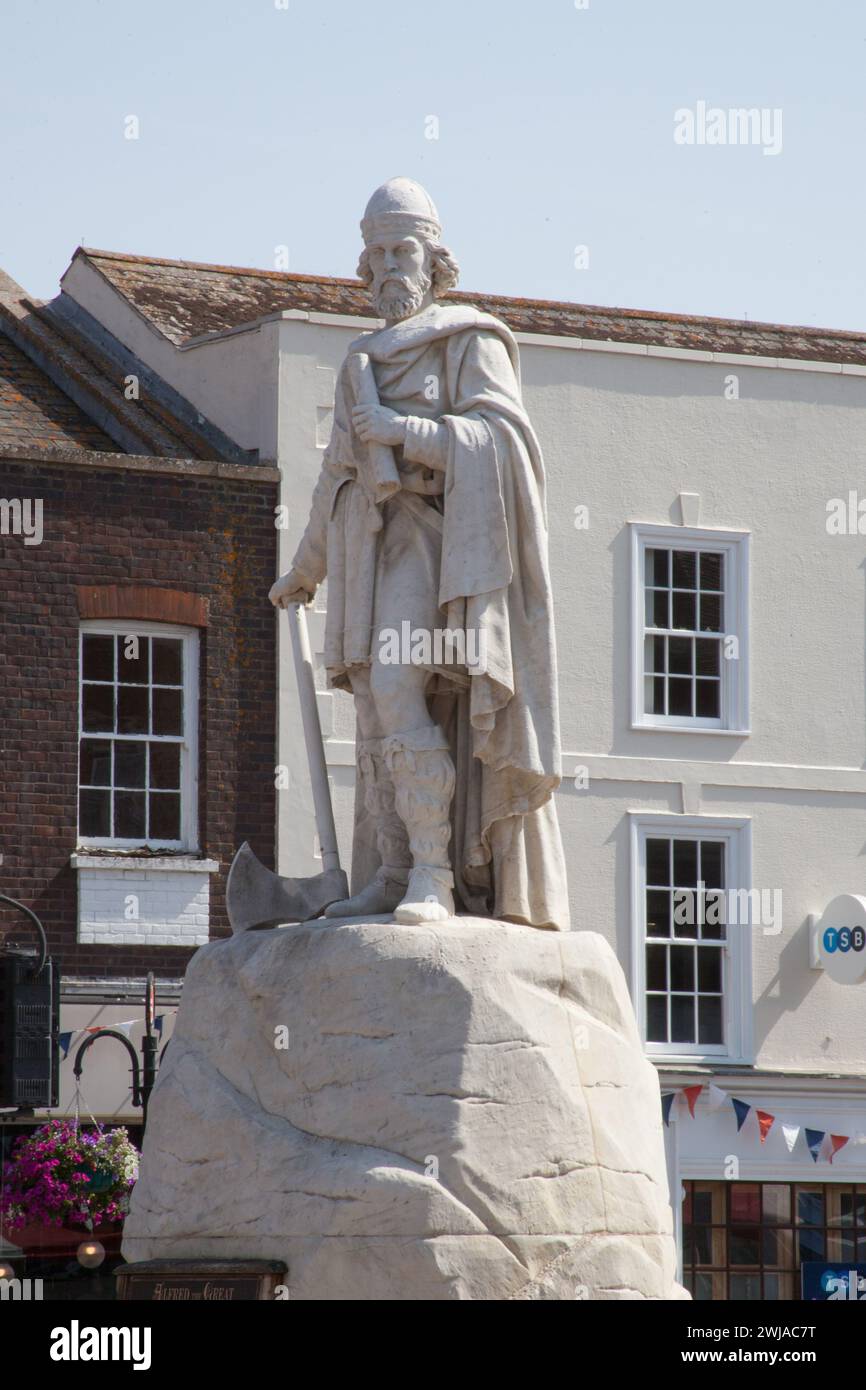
left=683, top=1181, right=866, bottom=1299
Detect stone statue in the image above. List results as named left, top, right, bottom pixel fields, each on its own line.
left=125, top=184, right=687, bottom=1301
left=270, top=178, right=569, bottom=932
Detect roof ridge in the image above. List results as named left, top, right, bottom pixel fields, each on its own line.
left=73, top=247, right=866, bottom=343
left=78, top=246, right=362, bottom=288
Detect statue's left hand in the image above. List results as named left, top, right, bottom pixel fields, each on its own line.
left=352, top=404, right=407, bottom=447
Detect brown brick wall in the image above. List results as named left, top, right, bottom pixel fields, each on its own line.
left=0, top=457, right=278, bottom=981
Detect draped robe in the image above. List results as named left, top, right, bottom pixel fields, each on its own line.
left=291, top=301, right=570, bottom=931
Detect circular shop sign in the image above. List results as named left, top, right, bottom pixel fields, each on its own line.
left=817, top=894, right=866, bottom=985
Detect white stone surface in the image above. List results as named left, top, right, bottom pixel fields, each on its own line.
left=76, top=864, right=215, bottom=946
left=123, top=919, right=686, bottom=1300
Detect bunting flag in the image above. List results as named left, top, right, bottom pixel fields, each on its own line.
left=683, top=1084, right=704, bottom=1117
left=805, top=1129, right=826, bottom=1163
left=58, top=1031, right=74, bottom=1059
left=656, top=1083, right=854, bottom=1163
left=828, top=1134, right=850, bottom=1164
left=706, top=1082, right=728, bottom=1111
left=756, top=1109, right=775, bottom=1143
left=153, top=1014, right=165, bottom=1038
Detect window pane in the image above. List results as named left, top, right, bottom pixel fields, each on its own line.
left=648, top=548, right=669, bottom=586
left=646, top=944, right=667, bottom=991
left=699, top=592, right=723, bottom=632
left=699, top=552, right=724, bottom=591
left=671, top=995, right=695, bottom=1043
left=700, top=841, right=725, bottom=889
left=697, top=949, right=722, bottom=992
left=118, top=685, right=148, bottom=735
left=149, top=792, right=181, bottom=840
left=652, top=676, right=665, bottom=713
left=694, top=1272, right=725, bottom=1300
left=153, top=688, right=182, bottom=735
left=153, top=638, right=183, bottom=684
left=668, top=678, right=692, bottom=716
left=115, top=741, right=146, bottom=788
left=80, top=739, right=111, bottom=786
left=150, top=742, right=181, bottom=790
left=646, top=995, right=667, bottom=1042
left=796, top=1189, right=824, bottom=1226
left=696, top=679, right=720, bottom=718
left=652, top=590, right=669, bottom=628
left=762, top=1228, right=794, bottom=1268
left=673, top=889, right=697, bottom=937
left=730, top=1228, right=760, bottom=1265
left=798, top=1228, right=825, bottom=1263
left=80, top=788, right=110, bottom=837
left=115, top=790, right=146, bottom=838
left=116, top=633, right=149, bottom=684
left=729, top=1274, right=761, bottom=1299
left=695, top=638, right=720, bottom=676
left=82, top=683, right=115, bottom=733
left=698, top=996, right=723, bottom=1044
left=686, top=1226, right=714, bottom=1264
left=82, top=633, right=114, bottom=682
left=670, top=944, right=695, bottom=990
left=672, top=591, right=696, bottom=629
left=674, top=840, right=698, bottom=886
left=731, top=1185, right=760, bottom=1223
left=668, top=636, right=693, bottom=674
left=646, top=838, right=670, bottom=885
left=646, top=890, right=671, bottom=936
left=672, top=551, right=697, bottom=589
left=763, top=1185, right=792, bottom=1225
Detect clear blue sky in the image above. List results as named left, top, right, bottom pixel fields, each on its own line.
left=2, top=0, right=863, bottom=330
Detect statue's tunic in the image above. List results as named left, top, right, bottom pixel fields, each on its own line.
left=291, top=303, right=570, bottom=931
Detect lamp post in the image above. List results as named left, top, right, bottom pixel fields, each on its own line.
left=72, top=971, right=160, bottom=1131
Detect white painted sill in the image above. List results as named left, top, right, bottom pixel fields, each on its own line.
left=71, top=854, right=220, bottom=873
left=631, top=722, right=751, bottom=737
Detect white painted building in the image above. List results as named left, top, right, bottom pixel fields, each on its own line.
left=58, top=247, right=866, bottom=1300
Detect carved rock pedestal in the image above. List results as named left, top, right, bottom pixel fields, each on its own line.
left=122, top=919, right=686, bottom=1300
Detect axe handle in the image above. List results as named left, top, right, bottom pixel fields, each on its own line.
left=289, top=603, right=342, bottom=875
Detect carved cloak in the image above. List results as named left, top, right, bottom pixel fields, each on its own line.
left=291, top=302, right=570, bottom=931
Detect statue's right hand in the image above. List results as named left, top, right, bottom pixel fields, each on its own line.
left=269, top=569, right=316, bottom=609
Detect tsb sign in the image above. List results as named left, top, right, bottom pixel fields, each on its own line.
left=816, top=894, right=866, bottom=985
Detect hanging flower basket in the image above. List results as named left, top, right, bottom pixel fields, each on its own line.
left=0, top=1120, right=138, bottom=1257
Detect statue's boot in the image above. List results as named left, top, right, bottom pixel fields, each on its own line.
left=325, top=739, right=410, bottom=917
left=384, top=730, right=456, bottom=925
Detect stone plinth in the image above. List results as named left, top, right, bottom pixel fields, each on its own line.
left=122, top=919, right=686, bottom=1300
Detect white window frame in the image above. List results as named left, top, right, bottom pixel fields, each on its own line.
left=629, top=812, right=753, bottom=1065
left=630, top=523, right=750, bottom=733
left=78, top=619, right=199, bottom=852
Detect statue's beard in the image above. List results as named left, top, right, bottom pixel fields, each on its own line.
left=374, top=268, right=432, bottom=321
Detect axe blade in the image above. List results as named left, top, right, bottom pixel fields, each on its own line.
left=226, top=841, right=349, bottom=934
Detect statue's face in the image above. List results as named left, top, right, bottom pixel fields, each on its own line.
left=366, top=234, right=432, bottom=321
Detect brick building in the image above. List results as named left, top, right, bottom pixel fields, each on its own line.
left=0, top=266, right=279, bottom=1131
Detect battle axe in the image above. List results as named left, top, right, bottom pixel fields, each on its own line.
left=226, top=603, right=348, bottom=932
